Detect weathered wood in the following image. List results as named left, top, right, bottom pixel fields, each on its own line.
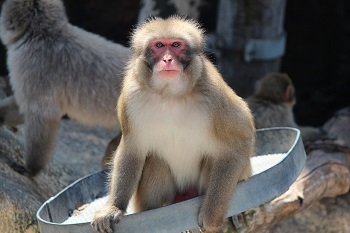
left=232, top=108, right=350, bottom=232
left=215, top=0, right=287, bottom=97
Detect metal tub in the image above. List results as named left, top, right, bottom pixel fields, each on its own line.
left=37, top=127, right=306, bottom=233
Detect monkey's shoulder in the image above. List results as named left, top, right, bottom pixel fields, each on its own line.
left=247, top=98, right=292, bottom=117
left=203, top=83, right=252, bottom=120
left=201, top=85, right=255, bottom=142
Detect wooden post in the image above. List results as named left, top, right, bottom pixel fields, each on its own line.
left=138, top=0, right=202, bottom=22
left=215, top=0, right=287, bottom=97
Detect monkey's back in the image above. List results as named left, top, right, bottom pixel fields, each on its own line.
left=247, top=98, right=297, bottom=129
left=7, top=23, right=131, bottom=128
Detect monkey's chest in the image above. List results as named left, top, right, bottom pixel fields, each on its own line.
left=129, top=97, right=215, bottom=185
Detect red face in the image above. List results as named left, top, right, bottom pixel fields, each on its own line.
left=149, top=38, right=187, bottom=79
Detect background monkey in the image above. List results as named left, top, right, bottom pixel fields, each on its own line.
left=92, top=16, right=255, bottom=233
left=0, top=0, right=131, bottom=176
left=247, top=72, right=325, bottom=143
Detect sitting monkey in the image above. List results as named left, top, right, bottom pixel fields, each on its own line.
left=247, top=72, right=326, bottom=143
left=91, top=16, right=255, bottom=233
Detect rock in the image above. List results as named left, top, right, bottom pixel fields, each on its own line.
left=0, top=127, right=44, bottom=233
left=267, top=195, right=350, bottom=233
left=0, top=119, right=116, bottom=232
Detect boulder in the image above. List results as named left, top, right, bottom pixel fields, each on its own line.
left=0, top=119, right=116, bottom=232
left=0, top=127, right=44, bottom=233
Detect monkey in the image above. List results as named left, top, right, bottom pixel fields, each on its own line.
left=91, top=16, right=255, bottom=233
left=246, top=72, right=326, bottom=143
left=0, top=0, right=131, bottom=176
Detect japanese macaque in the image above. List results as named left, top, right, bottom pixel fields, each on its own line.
left=91, top=16, right=255, bottom=233
left=247, top=72, right=325, bottom=143
left=0, top=0, right=131, bottom=176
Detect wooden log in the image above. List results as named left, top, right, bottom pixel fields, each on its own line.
left=231, top=108, right=350, bottom=232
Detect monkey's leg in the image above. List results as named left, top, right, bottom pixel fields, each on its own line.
left=199, top=154, right=249, bottom=233
left=24, top=114, right=61, bottom=176
left=92, top=141, right=145, bottom=233
left=102, top=132, right=122, bottom=169
left=133, top=155, right=176, bottom=212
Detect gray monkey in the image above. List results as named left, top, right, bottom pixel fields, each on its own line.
left=0, top=0, right=131, bottom=176
left=246, top=73, right=326, bottom=143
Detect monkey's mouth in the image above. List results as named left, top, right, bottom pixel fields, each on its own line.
left=159, top=70, right=180, bottom=78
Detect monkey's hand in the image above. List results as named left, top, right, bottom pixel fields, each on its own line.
left=91, top=206, right=124, bottom=233
left=198, top=210, right=225, bottom=233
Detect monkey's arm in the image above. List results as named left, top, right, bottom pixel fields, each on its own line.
left=198, top=85, right=254, bottom=232
left=92, top=139, right=145, bottom=233
left=199, top=150, right=251, bottom=233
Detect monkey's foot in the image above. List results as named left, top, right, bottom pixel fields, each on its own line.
left=198, top=211, right=225, bottom=233
left=10, top=162, right=31, bottom=176
left=91, top=206, right=124, bottom=233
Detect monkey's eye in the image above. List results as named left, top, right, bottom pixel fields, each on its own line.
left=155, top=42, right=164, bottom=48
left=172, top=42, right=180, bottom=47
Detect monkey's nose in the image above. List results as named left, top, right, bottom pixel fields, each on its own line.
left=163, top=54, right=173, bottom=63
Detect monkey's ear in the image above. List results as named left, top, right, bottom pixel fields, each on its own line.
left=283, top=84, right=294, bottom=102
